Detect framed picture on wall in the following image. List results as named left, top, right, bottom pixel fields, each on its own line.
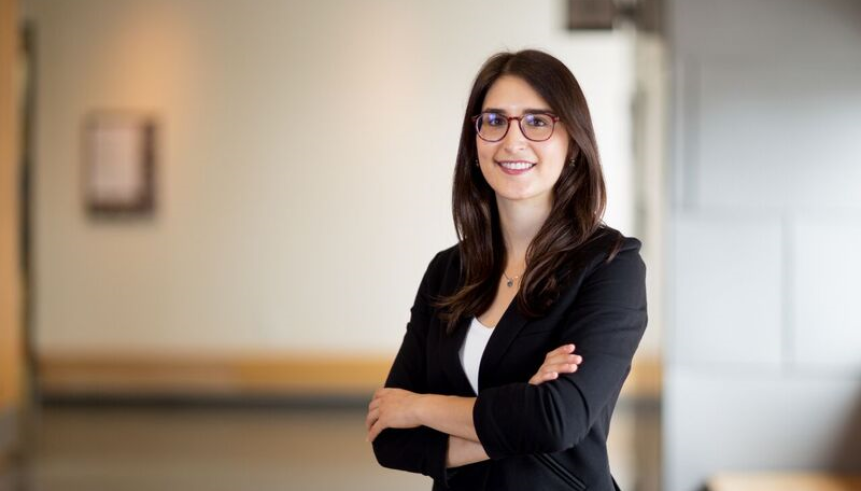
left=83, top=111, right=157, bottom=217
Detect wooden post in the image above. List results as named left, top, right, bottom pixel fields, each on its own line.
left=0, top=0, right=23, bottom=459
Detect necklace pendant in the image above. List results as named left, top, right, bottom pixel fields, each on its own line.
left=507, top=279, right=514, bottom=287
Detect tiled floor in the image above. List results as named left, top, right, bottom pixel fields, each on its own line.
left=0, top=399, right=660, bottom=491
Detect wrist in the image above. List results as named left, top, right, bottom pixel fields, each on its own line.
left=412, top=393, right=432, bottom=426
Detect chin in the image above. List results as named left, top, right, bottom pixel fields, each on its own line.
left=496, top=192, right=538, bottom=203
left=497, top=186, right=555, bottom=203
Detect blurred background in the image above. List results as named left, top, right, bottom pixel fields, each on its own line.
left=0, top=0, right=858, bottom=490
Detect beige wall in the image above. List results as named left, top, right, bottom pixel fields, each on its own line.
left=1, top=0, right=23, bottom=450
left=28, top=0, right=652, bottom=361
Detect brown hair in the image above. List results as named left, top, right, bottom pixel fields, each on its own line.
left=432, top=49, right=623, bottom=334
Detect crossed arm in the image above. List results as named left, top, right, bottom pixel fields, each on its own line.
left=365, top=344, right=583, bottom=468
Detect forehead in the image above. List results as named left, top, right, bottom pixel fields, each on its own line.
left=481, top=75, right=552, bottom=113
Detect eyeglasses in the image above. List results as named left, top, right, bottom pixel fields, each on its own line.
left=472, top=111, right=560, bottom=142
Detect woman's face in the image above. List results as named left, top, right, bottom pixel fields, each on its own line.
left=476, top=75, right=570, bottom=207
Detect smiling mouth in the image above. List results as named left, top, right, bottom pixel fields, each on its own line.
left=496, top=160, right=536, bottom=172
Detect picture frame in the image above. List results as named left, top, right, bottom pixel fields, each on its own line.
left=83, top=111, right=157, bottom=217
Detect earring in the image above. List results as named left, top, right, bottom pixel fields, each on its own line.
left=474, top=159, right=480, bottom=167
left=568, top=157, right=576, bottom=167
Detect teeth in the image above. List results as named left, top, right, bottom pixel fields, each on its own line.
left=500, top=162, right=535, bottom=170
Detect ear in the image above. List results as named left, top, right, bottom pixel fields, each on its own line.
left=567, top=143, right=580, bottom=162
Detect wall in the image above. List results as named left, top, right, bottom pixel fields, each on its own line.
left=664, top=0, right=861, bottom=489
left=28, top=0, right=647, bottom=360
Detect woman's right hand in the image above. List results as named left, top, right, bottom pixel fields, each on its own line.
left=528, top=344, right=583, bottom=385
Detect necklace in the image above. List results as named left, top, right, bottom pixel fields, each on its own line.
left=502, top=270, right=522, bottom=288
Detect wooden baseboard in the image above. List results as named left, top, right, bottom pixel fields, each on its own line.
left=38, top=352, right=662, bottom=400
left=38, top=353, right=394, bottom=398
left=709, top=473, right=861, bottom=491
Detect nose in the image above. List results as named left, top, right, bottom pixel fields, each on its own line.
left=502, top=118, right=529, bottom=151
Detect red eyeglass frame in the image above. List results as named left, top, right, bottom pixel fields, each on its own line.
left=471, top=112, right=561, bottom=142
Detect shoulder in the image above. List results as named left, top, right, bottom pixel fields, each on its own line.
left=422, top=243, right=461, bottom=291
left=542, top=227, right=646, bottom=320
left=582, top=224, right=641, bottom=257
left=568, top=224, right=642, bottom=271
left=577, top=226, right=646, bottom=302
left=431, top=243, right=461, bottom=270
left=557, top=226, right=645, bottom=301
left=412, top=244, right=462, bottom=301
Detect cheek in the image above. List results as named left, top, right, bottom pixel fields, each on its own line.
left=476, top=139, right=494, bottom=158
left=539, top=140, right=569, bottom=167
left=547, top=132, right=570, bottom=158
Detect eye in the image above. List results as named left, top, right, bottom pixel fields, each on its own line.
left=524, top=114, right=552, bottom=127
left=484, top=113, right=506, bottom=127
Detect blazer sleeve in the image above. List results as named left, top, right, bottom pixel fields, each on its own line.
left=472, top=239, right=648, bottom=458
left=371, top=252, right=453, bottom=485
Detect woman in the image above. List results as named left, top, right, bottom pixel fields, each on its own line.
left=366, top=49, right=647, bottom=491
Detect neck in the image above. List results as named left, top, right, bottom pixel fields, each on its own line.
left=496, top=194, right=552, bottom=268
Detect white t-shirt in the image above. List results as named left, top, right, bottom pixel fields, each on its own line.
left=458, top=316, right=494, bottom=394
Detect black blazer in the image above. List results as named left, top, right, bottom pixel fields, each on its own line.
left=372, top=226, right=648, bottom=491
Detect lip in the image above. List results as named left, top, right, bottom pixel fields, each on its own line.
left=495, top=160, right=536, bottom=176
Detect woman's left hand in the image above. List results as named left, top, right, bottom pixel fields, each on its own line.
left=366, top=388, right=424, bottom=443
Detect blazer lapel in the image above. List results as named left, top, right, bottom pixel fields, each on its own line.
left=478, top=299, right=531, bottom=389
left=438, top=301, right=532, bottom=395
left=440, top=315, right=476, bottom=396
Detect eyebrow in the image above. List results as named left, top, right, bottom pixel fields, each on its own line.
left=482, top=107, right=555, bottom=115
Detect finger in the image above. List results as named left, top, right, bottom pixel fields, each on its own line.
left=531, top=369, right=554, bottom=384
left=543, top=363, right=578, bottom=374
left=365, top=408, right=380, bottom=428
left=564, top=354, right=583, bottom=365
left=532, top=367, right=563, bottom=383
left=367, top=421, right=384, bottom=443
left=365, top=408, right=379, bottom=431
left=545, top=344, right=576, bottom=360
left=529, top=372, right=550, bottom=385
left=545, top=353, right=584, bottom=366
left=546, top=344, right=571, bottom=358
left=544, top=354, right=568, bottom=365
left=541, top=356, right=567, bottom=369
left=531, top=371, right=558, bottom=385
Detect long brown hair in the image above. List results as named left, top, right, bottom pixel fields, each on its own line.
left=432, top=49, right=623, bottom=334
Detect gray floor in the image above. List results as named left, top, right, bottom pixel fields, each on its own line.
left=1, top=399, right=660, bottom=491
